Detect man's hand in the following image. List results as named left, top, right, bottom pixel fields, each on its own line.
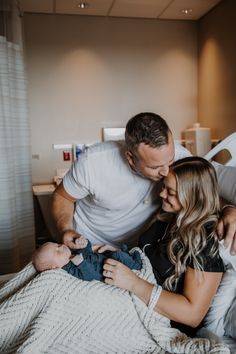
left=217, top=206, right=236, bottom=254
left=63, top=230, right=86, bottom=250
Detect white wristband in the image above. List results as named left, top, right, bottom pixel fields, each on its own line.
left=148, top=285, right=162, bottom=311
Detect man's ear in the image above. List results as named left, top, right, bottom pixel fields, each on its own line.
left=125, top=151, right=135, bottom=167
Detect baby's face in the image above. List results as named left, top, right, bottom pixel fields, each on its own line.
left=42, top=242, right=72, bottom=268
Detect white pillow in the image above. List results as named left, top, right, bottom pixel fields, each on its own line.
left=204, top=268, right=236, bottom=336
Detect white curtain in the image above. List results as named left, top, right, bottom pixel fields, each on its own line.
left=0, top=0, right=35, bottom=274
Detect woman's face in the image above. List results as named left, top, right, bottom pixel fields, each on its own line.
left=159, top=172, right=181, bottom=213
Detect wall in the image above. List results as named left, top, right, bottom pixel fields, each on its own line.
left=198, top=0, right=236, bottom=139
left=23, top=14, right=198, bottom=183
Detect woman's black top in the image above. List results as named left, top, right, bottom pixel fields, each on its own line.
left=138, top=219, right=225, bottom=337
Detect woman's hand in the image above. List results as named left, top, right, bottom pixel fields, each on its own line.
left=92, top=244, right=120, bottom=253
left=103, top=258, right=140, bottom=292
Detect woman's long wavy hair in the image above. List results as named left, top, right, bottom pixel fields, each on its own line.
left=158, top=156, right=220, bottom=292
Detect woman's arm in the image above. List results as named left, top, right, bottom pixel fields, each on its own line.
left=156, top=267, right=222, bottom=327
left=103, top=259, right=223, bottom=328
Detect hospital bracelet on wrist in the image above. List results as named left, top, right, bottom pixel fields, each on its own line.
left=148, top=285, right=162, bottom=311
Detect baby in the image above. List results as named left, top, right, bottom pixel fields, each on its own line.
left=32, top=237, right=142, bottom=281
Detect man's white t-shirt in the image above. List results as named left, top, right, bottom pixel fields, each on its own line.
left=63, top=140, right=190, bottom=246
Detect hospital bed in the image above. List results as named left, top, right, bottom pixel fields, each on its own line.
left=204, top=132, right=236, bottom=167
left=1, top=132, right=236, bottom=352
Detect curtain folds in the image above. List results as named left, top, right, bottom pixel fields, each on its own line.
left=0, top=0, right=35, bottom=274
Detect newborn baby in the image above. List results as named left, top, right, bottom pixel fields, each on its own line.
left=32, top=237, right=142, bottom=281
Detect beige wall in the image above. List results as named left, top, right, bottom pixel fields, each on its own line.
left=23, top=14, right=198, bottom=183
left=198, top=0, right=236, bottom=139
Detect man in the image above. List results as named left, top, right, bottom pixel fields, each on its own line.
left=52, top=112, right=236, bottom=252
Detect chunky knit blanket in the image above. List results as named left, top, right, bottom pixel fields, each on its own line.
left=0, top=249, right=230, bottom=354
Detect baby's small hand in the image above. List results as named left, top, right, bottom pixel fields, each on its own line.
left=93, top=244, right=119, bottom=253
left=71, top=254, right=84, bottom=266
left=75, top=236, right=88, bottom=249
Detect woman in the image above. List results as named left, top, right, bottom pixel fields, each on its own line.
left=102, top=156, right=225, bottom=337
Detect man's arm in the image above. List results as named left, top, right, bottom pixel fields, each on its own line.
left=213, top=162, right=236, bottom=253
left=217, top=206, right=236, bottom=254
left=51, top=182, right=82, bottom=249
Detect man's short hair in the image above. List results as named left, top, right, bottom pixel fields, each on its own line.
left=125, top=112, right=171, bottom=154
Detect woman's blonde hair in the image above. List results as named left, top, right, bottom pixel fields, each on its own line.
left=158, top=156, right=220, bottom=292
